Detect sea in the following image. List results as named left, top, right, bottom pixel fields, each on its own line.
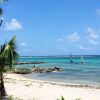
left=16, top=55, right=100, bottom=86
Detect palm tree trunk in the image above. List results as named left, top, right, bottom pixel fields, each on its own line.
left=0, top=58, right=6, bottom=97
left=0, top=69, right=6, bottom=96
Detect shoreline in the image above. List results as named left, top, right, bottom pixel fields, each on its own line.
left=21, top=74, right=100, bottom=89
left=4, top=73, right=100, bottom=100
left=13, top=67, right=100, bottom=87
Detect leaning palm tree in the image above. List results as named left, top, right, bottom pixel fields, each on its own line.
left=0, top=36, right=18, bottom=97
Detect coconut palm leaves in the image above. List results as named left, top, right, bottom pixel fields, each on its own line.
left=1, top=36, right=18, bottom=68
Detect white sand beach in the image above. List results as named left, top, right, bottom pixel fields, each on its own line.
left=4, top=74, right=100, bottom=100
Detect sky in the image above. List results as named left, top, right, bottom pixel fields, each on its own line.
left=0, top=0, right=100, bottom=56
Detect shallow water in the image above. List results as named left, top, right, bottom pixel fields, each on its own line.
left=16, top=56, right=100, bottom=85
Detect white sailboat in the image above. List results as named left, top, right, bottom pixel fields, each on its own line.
left=80, top=56, right=84, bottom=64
left=70, top=54, right=73, bottom=64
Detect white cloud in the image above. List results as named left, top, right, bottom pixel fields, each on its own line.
left=55, top=48, right=69, bottom=52
left=86, top=27, right=100, bottom=45
left=89, top=39, right=98, bottom=45
left=67, top=32, right=80, bottom=42
left=5, top=18, right=22, bottom=31
left=20, top=43, right=27, bottom=46
left=86, top=27, right=99, bottom=39
left=79, top=45, right=91, bottom=51
left=96, top=9, right=100, bottom=16
left=57, top=32, right=80, bottom=43
left=18, top=49, right=31, bottom=54
left=57, top=38, right=65, bottom=42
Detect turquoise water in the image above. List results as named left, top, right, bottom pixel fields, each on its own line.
left=17, top=56, right=100, bottom=85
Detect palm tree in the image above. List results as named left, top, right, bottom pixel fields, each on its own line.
left=0, top=36, right=18, bottom=97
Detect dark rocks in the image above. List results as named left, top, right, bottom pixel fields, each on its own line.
left=32, top=67, right=45, bottom=73
left=13, top=67, right=63, bottom=74
left=13, top=68, right=32, bottom=74
left=14, top=61, right=45, bottom=65
left=32, top=67, right=63, bottom=73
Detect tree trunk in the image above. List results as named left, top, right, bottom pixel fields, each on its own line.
left=0, top=58, right=6, bottom=98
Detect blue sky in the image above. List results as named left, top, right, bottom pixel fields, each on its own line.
left=0, top=0, right=100, bottom=56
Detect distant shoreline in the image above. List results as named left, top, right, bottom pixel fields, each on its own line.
left=19, top=55, right=100, bottom=57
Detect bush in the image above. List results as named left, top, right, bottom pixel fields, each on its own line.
left=7, top=95, right=22, bottom=100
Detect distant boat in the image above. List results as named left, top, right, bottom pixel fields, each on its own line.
left=80, top=56, right=84, bottom=64
left=70, top=54, right=74, bottom=64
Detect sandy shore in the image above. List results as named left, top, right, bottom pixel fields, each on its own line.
left=4, top=73, right=100, bottom=100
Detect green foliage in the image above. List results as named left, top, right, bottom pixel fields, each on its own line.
left=61, top=96, right=65, bottom=100
left=0, top=36, right=19, bottom=68
left=57, top=96, right=81, bottom=100
left=8, top=95, right=13, bottom=100
left=57, top=96, right=65, bottom=100
left=75, top=98, right=81, bottom=100
left=8, top=95, right=22, bottom=100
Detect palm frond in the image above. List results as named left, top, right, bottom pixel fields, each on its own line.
left=8, top=36, right=16, bottom=50
left=0, top=43, right=7, bottom=55
left=0, top=7, right=3, bottom=15
left=1, top=36, right=19, bottom=68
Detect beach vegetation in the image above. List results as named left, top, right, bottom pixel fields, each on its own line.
left=61, top=96, right=65, bottom=100
left=8, top=95, right=14, bottom=100
left=57, top=96, right=65, bottom=100
left=8, top=95, right=22, bottom=100
left=57, top=96, right=81, bottom=100
left=75, top=98, right=81, bottom=100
